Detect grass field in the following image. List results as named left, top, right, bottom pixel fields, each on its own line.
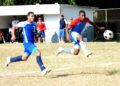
left=0, top=42, right=120, bottom=86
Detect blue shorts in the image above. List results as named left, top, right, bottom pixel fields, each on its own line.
left=38, top=31, right=45, bottom=37
left=23, top=42, right=38, bottom=57
left=59, top=29, right=65, bottom=38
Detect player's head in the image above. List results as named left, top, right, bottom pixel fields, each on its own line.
left=13, top=16, right=17, bottom=19
left=38, top=16, right=42, bottom=21
left=27, top=11, right=34, bottom=22
left=79, top=10, right=86, bottom=21
left=61, top=15, right=64, bottom=19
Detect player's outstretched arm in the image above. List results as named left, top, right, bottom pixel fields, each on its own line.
left=11, top=26, right=16, bottom=41
left=11, top=22, right=24, bottom=41
left=89, top=21, right=105, bottom=30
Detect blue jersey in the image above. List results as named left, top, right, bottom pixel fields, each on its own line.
left=73, top=21, right=87, bottom=34
left=17, top=21, right=36, bottom=44
left=16, top=21, right=37, bottom=56
left=68, top=17, right=90, bottom=34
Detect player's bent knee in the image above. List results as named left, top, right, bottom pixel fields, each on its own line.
left=74, top=51, right=79, bottom=55
left=73, top=49, right=79, bottom=55
left=36, top=49, right=41, bottom=56
left=22, top=57, right=28, bottom=61
left=22, top=54, right=29, bottom=61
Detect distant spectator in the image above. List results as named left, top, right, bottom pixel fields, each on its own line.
left=37, top=16, right=46, bottom=43
left=59, top=15, right=66, bottom=43
left=12, top=16, right=19, bottom=27
left=9, top=23, right=12, bottom=34
left=0, top=31, right=5, bottom=44
left=9, top=24, right=13, bottom=43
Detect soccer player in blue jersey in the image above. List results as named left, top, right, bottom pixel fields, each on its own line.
left=56, top=10, right=104, bottom=57
left=5, top=12, right=51, bottom=75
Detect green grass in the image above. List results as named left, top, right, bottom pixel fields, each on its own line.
left=0, top=42, right=120, bottom=86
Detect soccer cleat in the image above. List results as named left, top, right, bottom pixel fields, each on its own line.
left=56, top=47, right=64, bottom=56
left=5, top=57, right=11, bottom=67
left=41, top=68, right=51, bottom=76
left=84, top=52, right=92, bottom=57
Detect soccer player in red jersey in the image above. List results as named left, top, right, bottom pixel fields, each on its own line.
left=56, top=10, right=104, bottom=57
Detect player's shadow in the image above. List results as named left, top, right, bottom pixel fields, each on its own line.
left=50, top=70, right=120, bottom=78
left=105, top=70, right=118, bottom=76
left=50, top=73, right=76, bottom=78
left=1, top=69, right=119, bottom=78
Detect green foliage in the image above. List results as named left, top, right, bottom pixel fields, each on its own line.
left=1, top=0, right=14, bottom=5
left=68, top=0, right=76, bottom=5
left=0, top=0, right=119, bottom=8
left=0, top=0, right=77, bottom=5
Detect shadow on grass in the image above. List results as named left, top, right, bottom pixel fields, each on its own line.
left=50, top=70, right=120, bottom=78
left=105, top=70, right=118, bottom=76
left=1, top=69, right=120, bottom=78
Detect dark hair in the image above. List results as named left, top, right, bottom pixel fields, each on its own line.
left=27, top=11, right=34, bottom=16
left=79, top=10, right=86, bottom=16
left=61, top=15, right=64, bottom=17
left=9, top=23, right=12, bottom=27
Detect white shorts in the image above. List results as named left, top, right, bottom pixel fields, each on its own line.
left=71, top=32, right=80, bottom=49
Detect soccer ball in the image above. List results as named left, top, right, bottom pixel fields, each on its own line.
left=103, top=30, right=114, bottom=40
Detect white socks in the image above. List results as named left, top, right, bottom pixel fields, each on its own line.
left=80, top=41, right=89, bottom=55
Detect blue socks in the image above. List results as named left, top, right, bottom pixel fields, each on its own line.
left=10, top=55, right=46, bottom=71
left=10, top=55, right=22, bottom=62
left=36, top=56, right=46, bottom=71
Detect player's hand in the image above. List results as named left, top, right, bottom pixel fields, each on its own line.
left=37, top=29, right=40, bottom=33
left=97, top=27, right=105, bottom=31
left=98, top=27, right=105, bottom=30
left=99, top=27, right=105, bottom=30
left=11, top=35, right=16, bottom=41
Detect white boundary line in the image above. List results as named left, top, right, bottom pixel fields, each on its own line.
left=0, top=62, right=120, bottom=77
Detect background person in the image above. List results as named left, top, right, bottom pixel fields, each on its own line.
left=59, top=15, right=66, bottom=43
left=37, top=16, right=46, bottom=43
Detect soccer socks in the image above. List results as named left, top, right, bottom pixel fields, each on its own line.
left=80, top=41, right=89, bottom=54
left=36, top=56, right=46, bottom=71
left=10, top=55, right=22, bottom=62
left=63, top=48, right=73, bottom=54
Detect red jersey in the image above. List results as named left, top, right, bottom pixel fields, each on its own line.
left=37, top=21, right=46, bottom=31
left=68, top=17, right=91, bottom=29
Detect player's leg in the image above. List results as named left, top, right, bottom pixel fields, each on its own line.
left=61, top=29, right=65, bottom=43
left=35, top=49, right=46, bottom=71
left=36, top=49, right=51, bottom=73
left=76, top=33, right=92, bottom=57
left=5, top=52, right=30, bottom=67
left=38, top=37, right=40, bottom=43
left=38, top=32, right=42, bottom=43
left=43, top=37, right=45, bottom=43
left=59, top=29, right=62, bottom=43
left=43, top=31, right=45, bottom=43
left=56, top=41, right=80, bottom=56
left=31, top=44, right=51, bottom=75
left=42, top=31, right=45, bottom=43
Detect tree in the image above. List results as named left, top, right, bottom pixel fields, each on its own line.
left=1, top=0, right=14, bottom=5
left=0, top=0, right=120, bottom=8
left=68, top=0, right=76, bottom=5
